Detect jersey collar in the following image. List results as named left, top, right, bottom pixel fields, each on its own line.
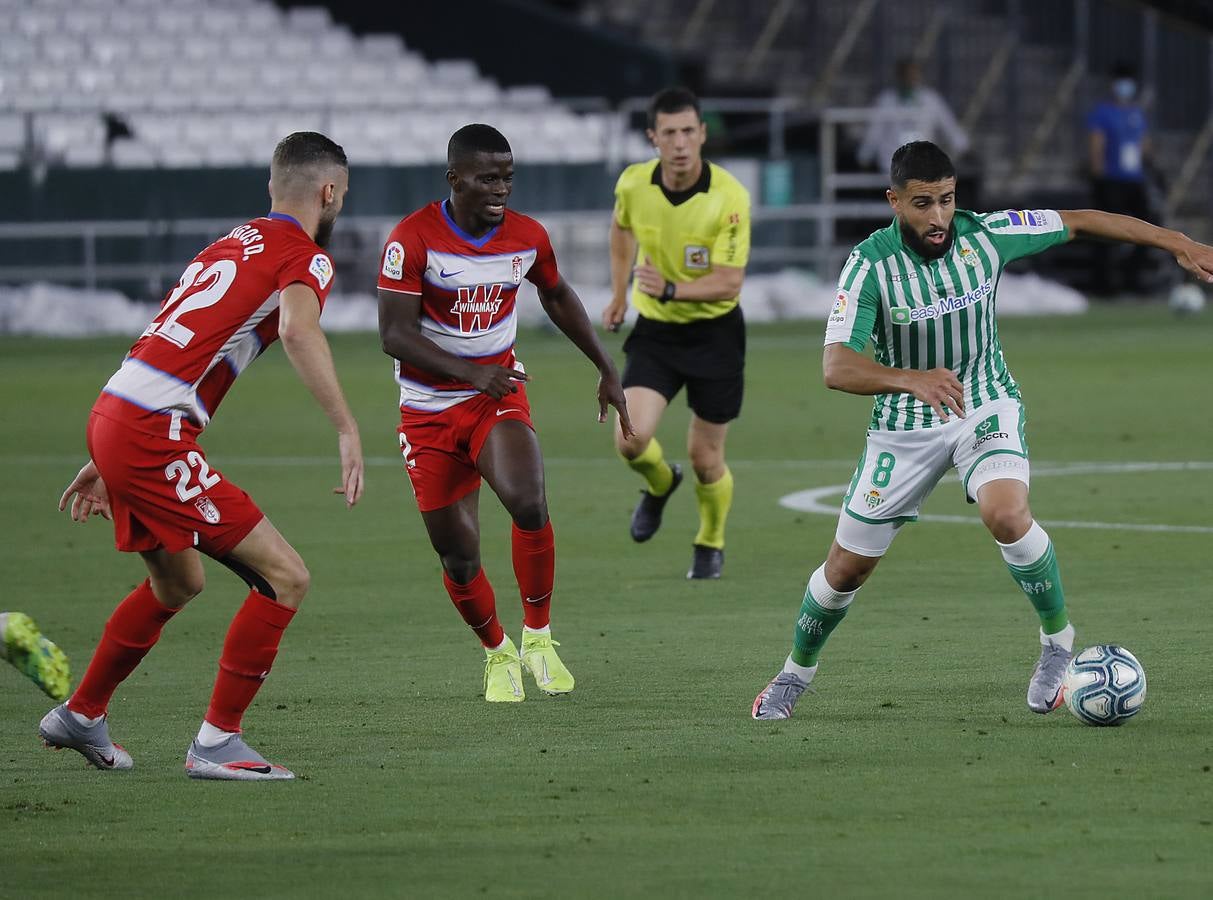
left=266, top=212, right=304, bottom=231
left=651, top=161, right=711, bottom=206
left=440, top=199, right=500, bottom=248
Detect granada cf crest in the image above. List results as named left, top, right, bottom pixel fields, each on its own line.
left=194, top=496, right=221, bottom=524
left=511, top=255, right=523, bottom=284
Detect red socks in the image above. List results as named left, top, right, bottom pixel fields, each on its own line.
left=512, top=520, right=554, bottom=630
left=443, top=569, right=505, bottom=648
left=204, top=590, right=296, bottom=733
left=69, top=580, right=178, bottom=719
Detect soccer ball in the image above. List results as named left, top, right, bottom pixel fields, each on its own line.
left=1168, top=283, right=1206, bottom=315
left=1062, top=645, right=1146, bottom=726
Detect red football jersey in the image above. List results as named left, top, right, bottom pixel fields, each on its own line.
left=93, top=214, right=334, bottom=440
left=377, top=200, right=560, bottom=412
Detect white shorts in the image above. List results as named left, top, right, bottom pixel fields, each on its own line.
left=835, top=397, right=1030, bottom=557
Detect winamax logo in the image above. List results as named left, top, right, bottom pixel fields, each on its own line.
left=450, top=283, right=505, bottom=333
left=889, top=280, right=992, bottom=325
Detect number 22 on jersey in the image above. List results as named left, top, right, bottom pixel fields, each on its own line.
left=144, top=259, right=238, bottom=349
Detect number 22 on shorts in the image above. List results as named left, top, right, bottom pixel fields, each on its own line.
left=165, top=451, right=221, bottom=501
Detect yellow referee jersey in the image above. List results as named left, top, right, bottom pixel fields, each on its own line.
left=614, top=159, right=751, bottom=324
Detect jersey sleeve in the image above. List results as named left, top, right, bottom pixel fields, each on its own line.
left=712, top=181, right=751, bottom=269
left=612, top=170, right=632, bottom=229
left=524, top=222, right=561, bottom=292
left=824, top=250, right=881, bottom=351
left=377, top=223, right=425, bottom=295
left=979, top=209, right=1070, bottom=264
left=278, top=247, right=335, bottom=305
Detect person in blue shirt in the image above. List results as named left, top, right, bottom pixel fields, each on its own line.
left=1086, top=62, right=1152, bottom=295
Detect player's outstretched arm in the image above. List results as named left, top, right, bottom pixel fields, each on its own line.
left=1060, top=209, right=1213, bottom=283
left=59, top=459, right=111, bottom=522
left=824, top=343, right=965, bottom=421
left=377, top=290, right=528, bottom=400
left=537, top=277, right=634, bottom=438
left=279, top=283, right=364, bottom=507
left=604, top=219, right=636, bottom=332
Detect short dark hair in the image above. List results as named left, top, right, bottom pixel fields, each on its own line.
left=272, top=131, right=347, bottom=172
left=447, top=124, right=512, bottom=166
left=890, top=140, right=955, bottom=188
left=647, top=86, right=700, bottom=130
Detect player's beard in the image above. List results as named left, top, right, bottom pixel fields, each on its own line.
left=900, top=220, right=954, bottom=260
left=314, top=209, right=336, bottom=248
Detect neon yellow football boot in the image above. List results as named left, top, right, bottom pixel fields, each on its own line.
left=1, top=612, right=70, bottom=702
left=520, top=631, right=575, bottom=695
left=483, top=636, right=525, bottom=702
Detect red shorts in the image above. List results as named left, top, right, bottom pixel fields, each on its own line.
left=87, top=412, right=264, bottom=557
left=397, top=388, right=534, bottom=511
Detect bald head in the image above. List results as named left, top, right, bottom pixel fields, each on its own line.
left=269, top=131, right=348, bottom=202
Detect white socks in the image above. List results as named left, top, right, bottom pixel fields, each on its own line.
left=782, top=657, right=818, bottom=682
left=998, top=521, right=1050, bottom=567
left=196, top=720, right=237, bottom=748
left=808, top=564, right=858, bottom=611
left=1041, top=623, right=1076, bottom=652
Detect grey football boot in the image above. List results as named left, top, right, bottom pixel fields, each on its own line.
left=185, top=733, right=295, bottom=781
left=39, top=703, right=133, bottom=770
left=1027, top=634, right=1073, bottom=713
left=752, top=671, right=813, bottom=720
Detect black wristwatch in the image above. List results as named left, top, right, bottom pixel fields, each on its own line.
left=660, top=280, right=676, bottom=303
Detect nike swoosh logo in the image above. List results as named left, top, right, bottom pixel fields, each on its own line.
left=440, top=268, right=464, bottom=278
left=495, top=409, right=512, bottom=416
left=100, top=754, right=116, bottom=767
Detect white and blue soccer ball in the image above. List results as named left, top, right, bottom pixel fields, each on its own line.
left=1168, top=283, right=1206, bottom=315
left=1062, top=645, right=1146, bottom=726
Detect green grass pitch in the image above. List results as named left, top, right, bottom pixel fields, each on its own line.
left=2, top=307, right=1211, bottom=898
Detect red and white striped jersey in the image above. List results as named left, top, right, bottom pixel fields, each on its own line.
left=377, top=200, right=560, bottom=413
left=93, top=214, right=334, bottom=440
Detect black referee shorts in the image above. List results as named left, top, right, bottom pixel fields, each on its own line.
left=621, top=306, right=745, bottom=424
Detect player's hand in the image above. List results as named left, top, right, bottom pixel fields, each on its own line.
left=602, top=298, right=628, bottom=332
left=905, top=368, right=966, bottom=422
left=466, top=364, right=530, bottom=400
left=1173, top=237, right=1213, bottom=283
left=597, top=370, right=634, bottom=438
left=334, top=429, right=364, bottom=508
left=59, top=459, right=112, bottom=523
left=633, top=258, right=667, bottom=298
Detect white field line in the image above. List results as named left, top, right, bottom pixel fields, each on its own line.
left=777, top=461, right=1213, bottom=535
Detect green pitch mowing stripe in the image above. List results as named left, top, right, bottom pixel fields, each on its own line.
left=1, top=308, right=1211, bottom=899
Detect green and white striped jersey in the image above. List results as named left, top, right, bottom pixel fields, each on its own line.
left=825, top=209, right=1070, bottom=430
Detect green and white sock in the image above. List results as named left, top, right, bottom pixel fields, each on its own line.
left=999, top=521, right=1070, bottom=636
left=790, top=565, right=858, bottom=668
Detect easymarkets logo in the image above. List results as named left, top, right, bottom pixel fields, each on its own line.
left=890, top=280, right=992, bottom=325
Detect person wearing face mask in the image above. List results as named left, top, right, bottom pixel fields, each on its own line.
left=1086, top=62, right=1153, bottom=295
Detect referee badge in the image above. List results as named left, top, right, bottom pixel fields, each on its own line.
left=685, top=245, right=710, bottom=270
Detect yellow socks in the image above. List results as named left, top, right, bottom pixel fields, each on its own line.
left=623, top=437, right=674, bottom=496
left=693, top=467, right=733, bottom=549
